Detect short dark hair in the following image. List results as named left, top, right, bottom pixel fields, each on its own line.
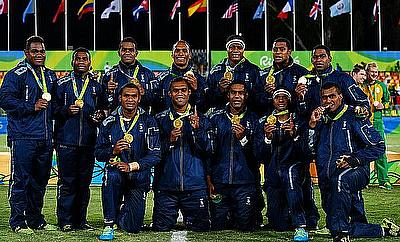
left=352, top=63, right=365, bottom=74
left=72, top=47, right=91, bottom=61
left=172, top=40, right=191, bottom=52
left=321, top=81, right=341, bottom=94
left=226, top=34, right=245, bottom=44
left=273, top=37, right=291, bottom=50
left=25, top=36, right=45, bottom=50
left=169, top=77, right=189, bottom=91
left=119, top=37, right=138, bottom=50
left=312, top=44, right=331, bottom=57
left=228, top=79, right=247, bottom=92
left=119, top=82, right=140, bottom=96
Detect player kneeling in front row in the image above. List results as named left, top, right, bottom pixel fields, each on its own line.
left=95, top=83, right=161, bottom=240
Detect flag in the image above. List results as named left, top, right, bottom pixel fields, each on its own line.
left=23, top=0, right=34, bottom=23
left=170, top=0, right=180, bottom=20
left=329, top=0, right=350, bottom=17
left=132, top=0, right=149, bottom=21
left=309, top=0, right=321, bottom=21
left=253, top=0, right=265, bottom=20
left=0, top=0, right=8, bottom=15
left=222, top=1, right=238, bottom=19
left=52, top=0, right=65, bottom=23
left=277, top=0, right=293, bottom=19
left=188, top=0, right=206, bottom=17
left=77, top=0, right=94, bottom=20
left=372, top=0, right=378, bottom=23
left=101, top=0, right=120, bottom=19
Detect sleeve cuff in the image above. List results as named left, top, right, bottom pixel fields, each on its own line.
left=264, top=136, right=272, bottom=144
left=239, top=136, right=248, bottom=146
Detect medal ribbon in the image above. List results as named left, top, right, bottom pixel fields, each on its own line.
left=119, top=64, right=140, bottom=81
left=325, top=104, right=348, bottom=121
left=118, top=107, right=141, bottom=135
left=26, top=63, right=47, bottom=93
left=225, top=58, right=246, bottom=73
left=272, top=109, right=289, bottom=116
left=72, top=73, right=90, bottom=100
left=169, top=104, right=192, bottom=121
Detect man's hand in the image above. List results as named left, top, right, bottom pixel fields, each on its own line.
left=184, top=73, right=198, bottom=91
left=112, top=139, right=130, bottom=155
left=232, top=123, right=246, bottom=140
left=170, top=127, right=182, bottom=143
left=218, top=79, right=231, bottom=93
left=35, top=99, right=48, bottom=111
left=114, top=162, right=131, bottom=173
left=207, top=175, right=215, bottom=196
left=336, top=155, right=351, bottom=169
left=263, top=122, right=276, bottom=140
left=281, top=117, right=296, bottom=137
left=309, top=106, right=324, bottom=128
left=107, top=74, right=118, bottom=93
left=295, top=83, right=308, bottom=101
left=68, top=104, right=80, bottom=116
left=264, top=83, right=276, bottom=94
left=189, top=106, right=199, bottom=129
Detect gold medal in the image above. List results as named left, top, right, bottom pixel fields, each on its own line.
left=266, top=75, right=275, bottom=85
left=42, top=92, right=52, bottom=101
left=130, top=78, right=140, bottom=85
left=124, top=133, right=134, bottom=143
left=185, top=70, right=194, bottom=77
left=173, top=119, right=183, bottom=129
left=267, top=115, right=277, bottom=125
left=75, top=99, right=84, bottom=108
left=231, top=115, right=240, bottom=125
left=224, top=71, right=233, bottom=81
left=298, top=76, right=308, bottom=85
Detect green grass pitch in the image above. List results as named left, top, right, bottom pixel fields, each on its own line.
left=0, top=186, right=400, bottom=241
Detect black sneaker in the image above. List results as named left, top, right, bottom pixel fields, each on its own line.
left=61, top=224, right=73, bottom=232
left=382, top=218, right=400, bottom=236
left=333, top=233, right=351, bottom=242
left=79, top=223, right=95, bottom=231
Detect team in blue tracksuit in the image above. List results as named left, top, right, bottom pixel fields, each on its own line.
left=0, top=37, right=57, bottom=231
left=101, top=38, right=158, bottom=113
left=253, top=90, right=310, bottom=232
left=54, top=49, right=108, bottom=230
left=308, top=82, right=385, bottom=239
left=152, top=78, right=211, bottom=232
left=207, top=86, right=259, bottom=231
left=154, top=40, right=207, bottom=114
left=95, top=84, right=161, bottom=234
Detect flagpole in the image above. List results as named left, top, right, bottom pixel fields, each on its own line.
left=206, top=0, right=210, bottom=71
left=7, top=0, right=10, bottom=50
left=350, top=0, right=353, bottom=51
left=65, top=0, right=68, bottom=50
left=378, top=0, right=382, bottom=51
left=178, top=11, right=182, bottom=40
left=120, top=0, right=123, bottom=41
left=292, top=0, right=295, bottom=51
left=264, top=0, right=268, bottom=51
left=235, top=5, right=239, bottom=34
left=34, top=0, right=37, bottom=35
left=93, top=0, right=96, bottom=50
left=148, top=0, right=152, bottom=50
left=321, top=0, right=324, bottom=45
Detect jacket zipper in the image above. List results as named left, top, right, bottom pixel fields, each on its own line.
left=79, top=110, right=83, bottom=146
left=179, top=136, right=184, bottom=191
left=327, top=123, right=333, bottom=178
left=229, top=132, right=234, bottom=184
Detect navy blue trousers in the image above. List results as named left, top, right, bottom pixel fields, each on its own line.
left=302, top=163, right=320, bottom=228
left=56, top=145, right=95, bottom=228
left=210, top=184, right=256, bottom=231
left=265, top=162, right=307, bottom=231
left=152, top=189, right=210, bottom=232
left=319, top=167, right=383, bottom=238
left=102, top=166, right=147, bottom=233
left=8, top=139, right=52, bottom=230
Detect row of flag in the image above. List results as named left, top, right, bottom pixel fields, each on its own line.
left=0, top=0, right=380, bottom=24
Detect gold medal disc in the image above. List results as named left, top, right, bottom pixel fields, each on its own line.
left=130, top=78, right=140, bottom=85
left=266, top=75, right=275, bottom=85
left=267, top=115, right=277, bottom=125
left=173, top=119, right=183, bottom=129
left=185, top=70, right=194, bottom=77
left=124, top=133, right=134, bottom=143
left=42, top=92, right=52, bottom=101
left=224, top=71, right=233, bottom=81
left=231, top=115, right=240, bottom=125
left=75, top=99, right=84, bottom=108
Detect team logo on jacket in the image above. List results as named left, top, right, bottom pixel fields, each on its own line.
left=139, top=123, right=144, bottom=132
left=246, top=197, right=251, bottom=206
left=199, top=198, right=205, bottom=208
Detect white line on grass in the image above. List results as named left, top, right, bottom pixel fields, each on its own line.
left=171, top=231, right=188, bottom=242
